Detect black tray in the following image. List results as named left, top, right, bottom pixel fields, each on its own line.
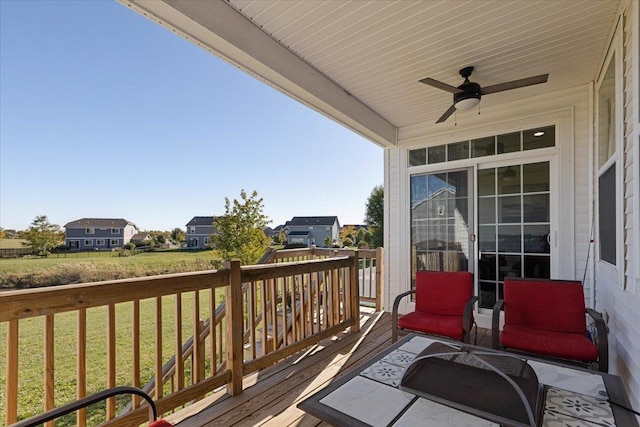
left=399, top=342, right=544, bottom=427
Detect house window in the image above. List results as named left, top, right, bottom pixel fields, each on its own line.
left=111, top=228, right=119, bottom=234
left=597, top=53, right=618, bottom=266
left=69, top=241, right=79, bottom=249
left=84, top=239, right=93, bottom=246
left=85, top=228, right=95, bottom=234
left=96, top=239, right=105, bottom=246
left=190, top=227, right=195, bottom=233
left=204, top=237, right=209, bottom=245
left=408, top=126, right=555, bottom=167
left=110, top=239, right=119, bottom=246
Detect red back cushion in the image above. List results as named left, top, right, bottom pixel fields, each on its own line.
left=503, top=279, right=587, bottom=333
left=415, top=271, right=473, bottom=316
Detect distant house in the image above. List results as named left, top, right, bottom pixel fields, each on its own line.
left=186, top=216, right=217, bottom=249
left=65, top=218, right=139, bottom=251
left=131, top=232, right=151, bottom=244
left=285, top=216, right=340, bottom=247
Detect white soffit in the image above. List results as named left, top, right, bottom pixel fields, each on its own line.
left=121, top=0, right=619, bottom=147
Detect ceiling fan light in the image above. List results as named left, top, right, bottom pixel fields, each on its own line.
left=455, top=97, right=480, bottom=110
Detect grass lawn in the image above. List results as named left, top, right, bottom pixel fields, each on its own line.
left=0, top=239, right=29, bottom=249
left=0, top=289, right=226, bottom=425
left=0, top=249, right=224, bottom=288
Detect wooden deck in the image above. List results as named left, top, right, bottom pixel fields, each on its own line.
left=165, top=309, right=492, bottom=427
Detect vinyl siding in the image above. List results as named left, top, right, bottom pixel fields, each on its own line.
left=594, top=0, right=640, bottom=411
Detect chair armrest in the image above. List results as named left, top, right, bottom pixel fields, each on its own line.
left=586, top=308, right=609, bottom=372
left=492, top=300, right=504, bottom=350
left=462, top=296, right=479, bottom=343
left=10, top=386, right=158, bottom=427
left=391, top=289, right=415, bottom=343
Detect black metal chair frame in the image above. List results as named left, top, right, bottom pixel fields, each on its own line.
left=9, top=386, right=158, bottom=427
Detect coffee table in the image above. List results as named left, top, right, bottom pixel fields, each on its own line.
left=298, top=334, right=639, bottom=426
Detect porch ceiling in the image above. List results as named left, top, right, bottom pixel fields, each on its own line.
left=122, top=0, right=620, bottom=148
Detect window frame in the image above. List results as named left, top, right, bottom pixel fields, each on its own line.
left=595, top=26, right=624, bottom=285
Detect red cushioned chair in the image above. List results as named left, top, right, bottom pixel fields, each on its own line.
left=392, top=271, right=477, bottom=343
left=492, top=278, right=608, bottom=372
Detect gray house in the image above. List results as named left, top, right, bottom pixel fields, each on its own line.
left=186, top=216, right=217, bottom=249
left=65, top=218, right=139, bottom=251
left=285, top=216, right=340, bottom=248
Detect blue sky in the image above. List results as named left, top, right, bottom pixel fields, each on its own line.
left=0, top=1, right=383, bottom=232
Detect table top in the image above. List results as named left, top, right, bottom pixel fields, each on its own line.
left=298, top=334, right=639, bottom=427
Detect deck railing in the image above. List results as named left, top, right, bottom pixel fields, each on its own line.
left=1, top=256, right=360, bottom=426
left=262, top=247, right=383, bottom=310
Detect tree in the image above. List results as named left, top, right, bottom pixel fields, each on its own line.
left=171, top=228, right=186, bottom=243
left=365, top=185, right=384, bottom=248
left=212, top=190, right=271, bottom=265
left=0, top=228, right=5, bottom=239
left=22, top=215, right=63, bottom=256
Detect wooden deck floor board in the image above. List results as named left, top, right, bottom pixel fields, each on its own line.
left=169, top=311, right=491, bottom=427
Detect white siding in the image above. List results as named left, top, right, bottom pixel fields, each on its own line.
left=595, top=0, right=640, bottom=411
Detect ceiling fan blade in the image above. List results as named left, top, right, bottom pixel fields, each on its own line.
left=436, top=104, right=457, bottom=123
left=419, top=77, right=462, bottom=94
left=481, top=74, right=549, bottom=95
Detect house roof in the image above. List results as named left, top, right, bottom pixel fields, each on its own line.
left=65, top=218, right=137, bottom=229
left=131, top=232, right=150, bottom=241
left=124, top=1, right=620, bottom=148
left=186, top=216, right=216, bottom=226
left=286, top=216, right=339, bottom=227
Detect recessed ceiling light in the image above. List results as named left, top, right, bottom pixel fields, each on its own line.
left=533, top=131, right=545, bottom=137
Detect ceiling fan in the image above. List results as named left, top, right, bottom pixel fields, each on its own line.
left=419, top=66, right=549, bottom=123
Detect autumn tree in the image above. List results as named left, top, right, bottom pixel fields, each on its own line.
left=212, top=190, right=271, bottom=265
left=365, top=185, right=384, bottom=248
left=171, top=227, right=186, bottom=243
left=22, top=215, right=63, bottom=256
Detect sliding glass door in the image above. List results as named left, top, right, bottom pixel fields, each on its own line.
left=409, top=161, right=553, bottom=304
left=410, top=169, right=473, bottom=287
left=477, top=161, right=551, bottom=308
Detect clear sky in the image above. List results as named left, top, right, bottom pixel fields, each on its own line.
left=0, top=1, right=383, bottom=232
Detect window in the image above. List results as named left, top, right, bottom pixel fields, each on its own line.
left=96, top=239, right=105, bottom=246
left=190, top=227, right=195, bottom=233
left=111, top=228, right=119, bottom=234
left=597, top=52, right=618, bottom=266
left=408, top=126, right=555, bottom=167
left=110, top=239, right=119, bottom=246
left=204, top=237, right=210, bottom=245
left=84, top=239, right=93, bottom=246
left=85, top=228, right=95, bottom=234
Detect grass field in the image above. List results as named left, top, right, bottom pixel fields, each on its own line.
left=0, top=289, right=226, bottom=425
left=0, top=248, right=224, bottom=288
left=0, top=239, right=28, bottom=249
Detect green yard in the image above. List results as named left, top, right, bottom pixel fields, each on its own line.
left=0, top=248, right=224, bottom=288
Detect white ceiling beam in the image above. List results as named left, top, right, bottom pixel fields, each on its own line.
left=120, top=0, right=397, bottom=147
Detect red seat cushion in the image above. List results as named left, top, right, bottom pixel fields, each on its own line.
left=415, top=271, right=473, bottom=316
left=398, top=311, right=465, bottom=340
left=501, top=325, right=598, bottom=361
left=503, top=280, right=587, bottom=334
left=149, top=420, right=173, bottom=427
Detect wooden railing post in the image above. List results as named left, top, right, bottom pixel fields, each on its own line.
left=375, top=247, right=384, bottom=311
left=6, top=319, right=18, bottom=424
left=226, top=260, right=244, bottom=396
left=349, top=254, right=360, bottom=333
